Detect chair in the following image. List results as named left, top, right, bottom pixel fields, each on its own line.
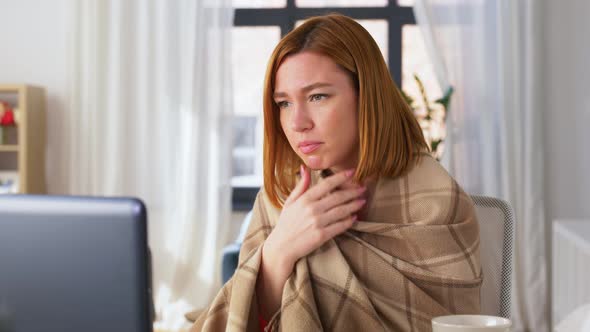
left=221, top=211, right=253, bottom=283
left=471, top=195, right=514, bottom=319
left=221, top=195, right=514, bottom=319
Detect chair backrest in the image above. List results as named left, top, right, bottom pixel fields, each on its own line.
left=470, top=195, right=514, bottom=319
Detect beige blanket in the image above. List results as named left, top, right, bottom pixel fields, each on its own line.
left=191, top=155, right=482, bottom=331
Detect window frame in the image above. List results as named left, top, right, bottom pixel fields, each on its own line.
left=232, top=0, right=416, bottom=211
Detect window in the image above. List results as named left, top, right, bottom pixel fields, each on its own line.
left=231, top=0, right=440, bottom=210
left=231, top=26, right=280, bottom=190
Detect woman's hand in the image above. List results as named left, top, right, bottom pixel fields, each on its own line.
left=257, top=165, right=366, bottom=319
left=263, top=166, right=367, bottom=269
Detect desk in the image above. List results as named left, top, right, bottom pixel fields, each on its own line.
left=553, top=220, right=590, bottom=323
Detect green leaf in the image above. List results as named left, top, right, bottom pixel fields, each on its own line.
left=431, top=139, right=442, bottom=152
left=413, top=74, right=432, bottom=113
left=434, top=86, right=454, bottom=112
left=401, top=89, right=415, bottom=107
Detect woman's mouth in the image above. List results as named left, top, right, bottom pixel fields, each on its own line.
left=298, top=141, right=323, bottom=154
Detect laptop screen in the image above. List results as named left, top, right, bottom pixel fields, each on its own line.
left=0, top=195, right=152, bottom=332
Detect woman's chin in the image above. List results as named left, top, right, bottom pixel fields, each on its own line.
left=304, top=155, right=325, bottom=170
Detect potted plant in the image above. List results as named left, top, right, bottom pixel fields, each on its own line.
left=0, top=101, right=16, bottom=145
left=402, top=75, right=453, bottom=161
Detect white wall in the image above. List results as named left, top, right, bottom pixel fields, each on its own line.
left=0, top=0, right=68, bottom=193
left=543, top=0, right=590, bottom=221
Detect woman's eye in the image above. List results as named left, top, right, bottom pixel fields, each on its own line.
left=310, top=94, right=327, bottom=102
left=276, top=101, right=290, bottom=109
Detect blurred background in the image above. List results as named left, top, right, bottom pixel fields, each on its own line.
left=1, top=0, right=589, bottom=331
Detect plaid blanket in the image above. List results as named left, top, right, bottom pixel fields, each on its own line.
left=191, top=155, right=482, bottom=331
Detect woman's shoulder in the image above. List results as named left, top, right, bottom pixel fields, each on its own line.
left=381, top=153, right=458, bottom=189
left=408, top=153, right=457, bottom=187
left=376, top=153, right=474, bottom=220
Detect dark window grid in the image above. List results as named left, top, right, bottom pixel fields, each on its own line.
left=232, top=0, right=415, bottom=211
left=234, top=0, right=415, bottom=85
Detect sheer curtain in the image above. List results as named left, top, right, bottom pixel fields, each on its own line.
left=414, top=0, right=547, bottom=331
left=64, top=0, right=233, bottom=328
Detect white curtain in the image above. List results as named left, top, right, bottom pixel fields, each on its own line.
left=414, top=0, right=547, bottom=331
left=64, top=0, right=233, bottom=329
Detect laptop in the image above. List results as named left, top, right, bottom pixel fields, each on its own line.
left=0, top=195, right=153, bottom=332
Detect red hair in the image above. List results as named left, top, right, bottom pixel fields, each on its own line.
left=263, top=14, right=428, bottom=208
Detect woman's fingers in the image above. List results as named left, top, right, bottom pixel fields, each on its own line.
left=313, top=186, right=366, bottom=213
left=320, top=214, right=357, bottom=240
left=320, top=198, right=366, bottom=225
left=304, top=169, right=355, bottom=201
left=335, top=178, right=359, bottom=192
left=285, top=164, right=311, bottom=206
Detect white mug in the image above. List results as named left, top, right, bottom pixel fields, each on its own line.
left=431, top=315, right=512, bottom=332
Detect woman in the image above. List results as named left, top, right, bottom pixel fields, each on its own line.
left=192, top=14, right=481, bottom=332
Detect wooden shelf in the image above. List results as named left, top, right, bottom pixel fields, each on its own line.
left=0, top=145, right=19, bottom=152
left=0, top=84, right=46, bottom=194
left=0, top=84, right=24, bottom=92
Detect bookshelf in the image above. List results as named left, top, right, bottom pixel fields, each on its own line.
left=0, top=84, right=46, bottom=194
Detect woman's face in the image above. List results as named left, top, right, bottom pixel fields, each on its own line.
left=274, top=51, right=359, bottom=172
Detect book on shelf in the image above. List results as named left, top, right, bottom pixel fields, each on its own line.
left=0, top=171, right=19, bottom=194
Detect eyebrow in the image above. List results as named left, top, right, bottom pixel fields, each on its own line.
left=273, top=82, right=333, bottom=99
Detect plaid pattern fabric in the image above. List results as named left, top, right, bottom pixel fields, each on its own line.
left=191, top=155, right=482, bottom=331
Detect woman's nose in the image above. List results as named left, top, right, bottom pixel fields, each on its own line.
left=289, top=105, right=313, bottom=132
